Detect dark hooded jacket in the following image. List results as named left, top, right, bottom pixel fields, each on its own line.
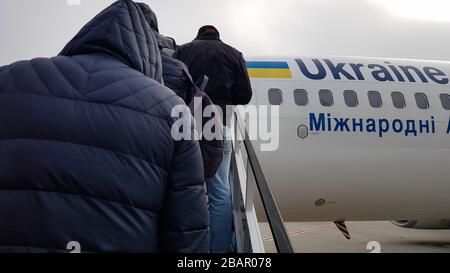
left=174, top=30, right=253, bottom=125
left=160, top=53, right=193, bottom=102
left=138, top=3, right=193, bottom=102
left=0, top=0, right=209, bottom=253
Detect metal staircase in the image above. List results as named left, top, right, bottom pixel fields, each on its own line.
left=230, top=111, right=294, bottom=253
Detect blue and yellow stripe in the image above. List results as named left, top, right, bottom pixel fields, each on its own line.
left=246, top=61, right=292, bottom=79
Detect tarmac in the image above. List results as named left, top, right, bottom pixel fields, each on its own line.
left=259, top=221, right=450, bottom=253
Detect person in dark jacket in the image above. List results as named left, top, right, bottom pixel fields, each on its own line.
left=138, top=3, right=193, bottom=103
left=161, top=53, right=193, bottom=102
left=174, top=26, right=252, bottom=253
left=174, top=26, right=253, bottom=126
left=138, top=4, right=224, bottom=181
left=0, top=0, right=209, bottom=253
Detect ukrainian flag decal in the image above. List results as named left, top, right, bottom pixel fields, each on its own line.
left=246, top=61, right=292, bottom=79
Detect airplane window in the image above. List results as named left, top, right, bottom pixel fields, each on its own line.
left=294, top=89, right=308, bottom=106
left=440, top=93, right=450, bottom=110
left=268, top=88, right=283, bottom=105
left=368, top=91, right=382, bottom=108
left=415, top=93, right=429, bottom=110
left=391, top=92, right=406, bottom=109
left=319, top=89, right=333, bottom=107
left=343, top=90, right=358, bottom=107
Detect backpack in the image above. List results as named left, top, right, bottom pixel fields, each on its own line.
left=179, top=63, right=224, bottom=179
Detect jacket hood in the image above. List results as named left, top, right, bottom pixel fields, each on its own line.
left=60, top=0, right=162, bottom=83
left=137, top=3, right=176, bottom=51
left=138, top=2, right=159, bottom=33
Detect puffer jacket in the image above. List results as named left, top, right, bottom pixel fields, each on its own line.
left=161, top=52, right=193, bottom=102
left=0, top=0, right=209, bottom=253
left=138, top=3, right=192, bottom=103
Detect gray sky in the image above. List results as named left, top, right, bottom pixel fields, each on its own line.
left=1, top=0, right=450, bottom=65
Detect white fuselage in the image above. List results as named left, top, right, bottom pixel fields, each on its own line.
left=245, top=56, right=450, bottom=222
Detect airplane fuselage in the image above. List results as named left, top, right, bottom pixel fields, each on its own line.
left=245, top=56, right=450, bottom=222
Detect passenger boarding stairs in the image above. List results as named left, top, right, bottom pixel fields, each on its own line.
left=229, top=111, right=294, bottom=253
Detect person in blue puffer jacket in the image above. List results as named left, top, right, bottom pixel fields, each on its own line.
left=0, top=0, right=209, bottom=253
left=138, top=3, right=193, bottom=103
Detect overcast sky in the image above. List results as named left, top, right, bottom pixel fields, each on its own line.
left=1, top=0, right=450, bottom=65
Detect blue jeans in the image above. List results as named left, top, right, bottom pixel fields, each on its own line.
left=206, top=127, right=233, bottom=253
